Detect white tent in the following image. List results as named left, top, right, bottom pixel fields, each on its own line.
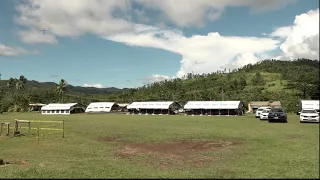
left=127, top=101, right=177, bottom=109
left=301, top=100, right=320, bottom=110
left=127, top=101, right=181, bottom=115
left=41, top=103, right=86, bottom=115
left=85, top=102, right=118, bottom=113
left=184, top=101, right=244, bottom=116
left=184, top=101, right=243, bottom=109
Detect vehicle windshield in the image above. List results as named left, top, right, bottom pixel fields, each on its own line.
left=301, top=109, right=317, bottom=113
left=257, top=108, right=264, bottom=111
left=262, top=109, right=270, bottom=113
left=271, top=109, right=284, bottom=113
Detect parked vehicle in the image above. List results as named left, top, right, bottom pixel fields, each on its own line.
left=259, top=109, right=270, bottom=120
left=268, top=108, right=288, bottom=123
left=299, top=109, right=319, bottom=123
left=255, top=107, right=271, bottom=118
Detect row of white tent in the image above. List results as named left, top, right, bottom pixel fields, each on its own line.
left=39, top=101, right=245, bottom=115
left=39, top=100, right=320, bottom=115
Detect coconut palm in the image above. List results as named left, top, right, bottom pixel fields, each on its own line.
left=56, top=79, right=68, bottom=103
left=6, top=78, right=16, bottom=89
left=15, top=75, right=27, bottom=91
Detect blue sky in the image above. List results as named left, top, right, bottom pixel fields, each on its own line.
left=0, top=0, right=319, bottom=88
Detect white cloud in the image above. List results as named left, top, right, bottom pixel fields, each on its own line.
left=14, top=0, right=296, bottom=44
left=83, top=83, right=105, bottom=88
left=18, top=29, right=58, bottom=44
left=272, top=9, right=319, bottom=60
left=105, top=24, right=280, bottom=77
left=134, top=0, right=296, bottom=27
left=14, top=0, right=133, bottom=43
left=12, top=0, right=318, bottom=80
left=0, top=43, right=38, bottom=57
left=269, top=26, right=292, bottom=38
left=143, top=74, right=173, bottom=84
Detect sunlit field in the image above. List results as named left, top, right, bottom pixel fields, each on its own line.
left=0, top=113, right=319, bottom=178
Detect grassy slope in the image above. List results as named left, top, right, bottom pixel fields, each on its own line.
left=0, top=113, right=319, bottom=178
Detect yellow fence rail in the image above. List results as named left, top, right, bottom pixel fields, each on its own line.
left=0, top=119, right=64, bottom=138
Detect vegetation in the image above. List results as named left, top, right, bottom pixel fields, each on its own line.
left=0, top=59, right=319, bottom=112
left=0, top=113, right=319, bottom=178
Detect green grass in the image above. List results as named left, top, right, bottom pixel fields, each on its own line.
left=0, top=113, right=319, bottom=178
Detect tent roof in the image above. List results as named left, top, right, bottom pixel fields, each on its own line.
left=249, top=101, right=281, bottom=107
left=301, top=100, right=319, bottom=110
left=184, top=101, right=243, bottom=109
left=86, top=102, right=116, bottom=108
left=118, top=103, right=130, bottom=107
left=127, top=101, right=180, bottom=109
left=41, top=103, right=81, bottom=110
left=29, top=103, right=47, bottom=106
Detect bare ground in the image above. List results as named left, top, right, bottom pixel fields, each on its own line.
left=1, top=160, right=29, bottom=168
left=99, top=137, right=244, bottom=168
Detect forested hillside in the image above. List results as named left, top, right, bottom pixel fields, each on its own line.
left=0, top=59, right=319, bottom=112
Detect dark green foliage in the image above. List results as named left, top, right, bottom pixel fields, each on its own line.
left=251, top=72, right=265, bottom=86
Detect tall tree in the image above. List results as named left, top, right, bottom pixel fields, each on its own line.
left=16, top=75, right=27, bottom=91
left=56, top=79, right=68, bottom=103
left=251, top=72, right=265, bottom=86
left=238, top=76, right=247, bottom=90
left=7, top=78, right=16, bottom=89
left=286, top=72, right=319, bottom=99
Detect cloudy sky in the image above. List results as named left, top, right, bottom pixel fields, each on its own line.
left=0, top=0, right=319, bottom=88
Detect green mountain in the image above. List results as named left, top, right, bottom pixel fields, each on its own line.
left=0, top=79, right=124, bottom=94
left=0, top=58, right=319, bottom=112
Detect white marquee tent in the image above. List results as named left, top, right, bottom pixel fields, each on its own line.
left=184, top=101, right=244, bottom=116
left=41, top=103, right=86, bottom=115
left=127, top=101, right=181, bottom=115
left=300, top=100, right=320, bottom=111
left=85, top=102, right=119, bottom=113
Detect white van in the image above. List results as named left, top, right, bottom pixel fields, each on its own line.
left=255, top=106, right=271, bottom=118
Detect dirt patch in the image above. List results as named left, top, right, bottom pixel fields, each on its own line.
left=117, top=140, right=243, bottom=168
left=3, top=160, right=29, bottom=168
left=0, top=136, right=9, bottom=140
left=98, top=137, right=123, bottom=142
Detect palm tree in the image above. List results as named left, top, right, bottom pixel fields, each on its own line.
left=56, top=79, right=68, bottom=103
left=7, top=78, right=16, bottom=89
left=15, top=75, right=27, bottom=91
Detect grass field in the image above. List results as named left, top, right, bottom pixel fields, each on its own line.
left=0, top=113, right=319, bottom=178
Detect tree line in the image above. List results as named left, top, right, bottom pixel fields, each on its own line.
left=0, top=59, right=319, bottom=113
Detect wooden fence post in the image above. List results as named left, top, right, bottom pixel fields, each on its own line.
left=28, top=122, right=31, bottom=134
left=6, top=123, right=10, bottom=136
left=0, top=123, right=3, bottom=136
left=62, top=120, right=65, bottom=138
left=37, top=127, right=39, bottom=145
left=12, top=121, right=18, bottom=137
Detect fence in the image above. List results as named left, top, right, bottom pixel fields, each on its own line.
left=0, top=119, right=64, bottom=139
